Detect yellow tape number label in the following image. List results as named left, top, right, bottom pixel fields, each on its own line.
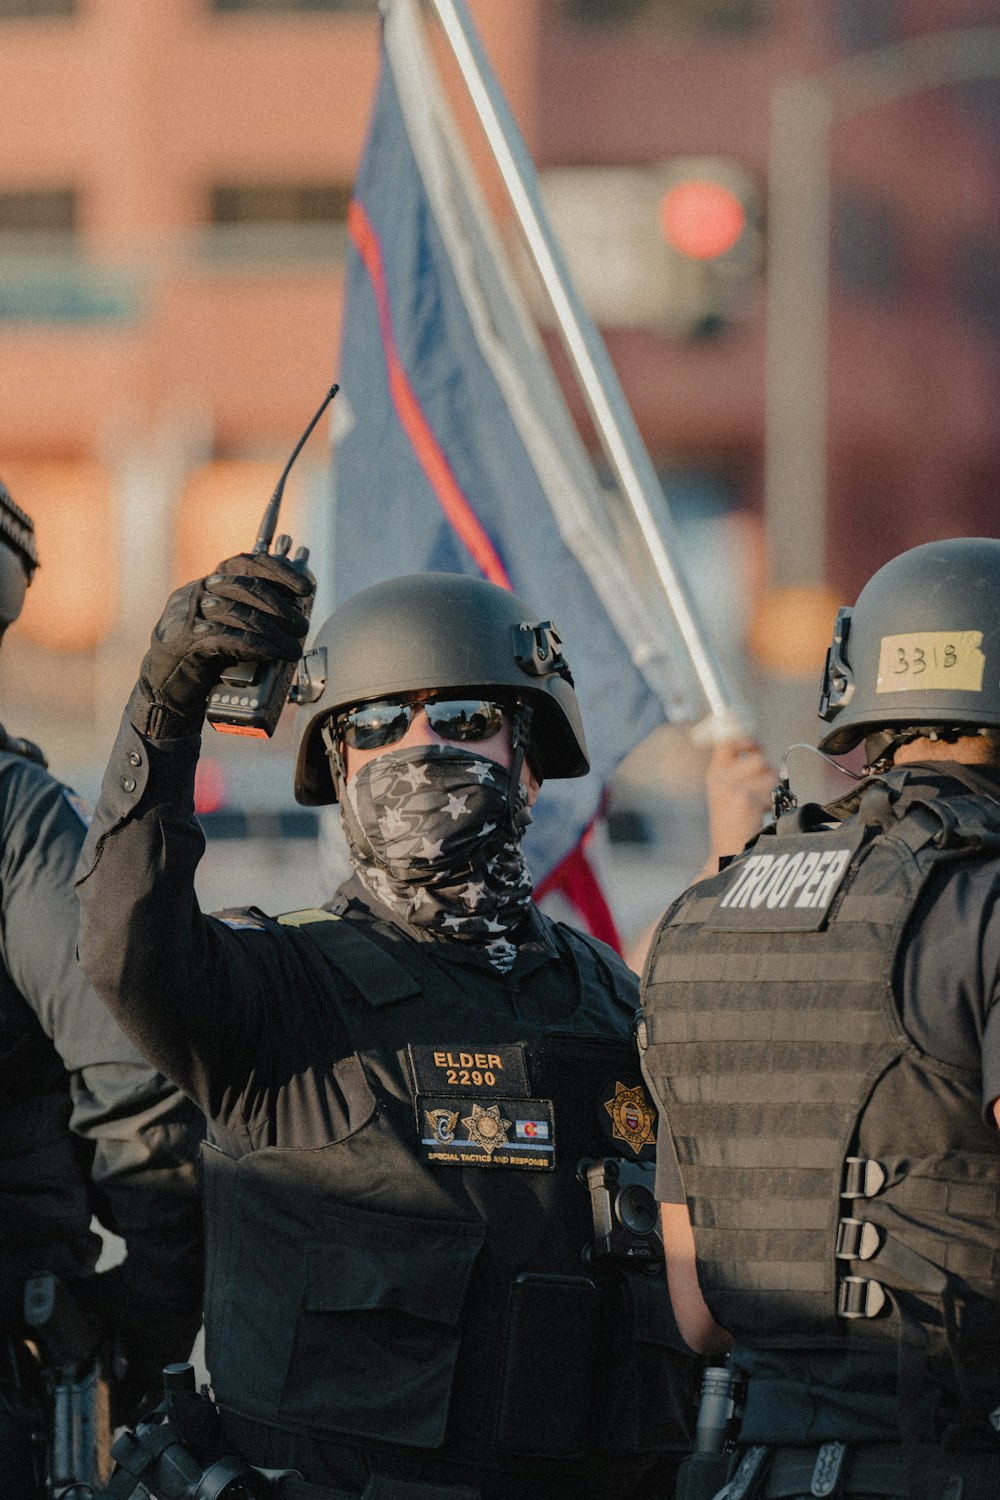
left=876, top=631, right=985, bottom=694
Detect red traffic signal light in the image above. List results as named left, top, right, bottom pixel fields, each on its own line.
left=659, top=177, right=747, bottom=260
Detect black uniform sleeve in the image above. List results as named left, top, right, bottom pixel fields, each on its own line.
left=978, top=886, right=1000, bottom=1117
left=75, top=709, right=313, bottom=1142
left=898, top=860, right=1000, bottom=1118
left=0, top=753, right=203, bottom=1329
left=974, top=882, right=1000, bottom=1119
left=983, top=1001, right=1000, bottom=1121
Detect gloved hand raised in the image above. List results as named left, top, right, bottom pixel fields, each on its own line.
left=130, top=551, right=314, bottom=739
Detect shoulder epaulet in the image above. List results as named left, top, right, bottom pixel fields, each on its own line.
left=553, top=921, right=638, bottom=1003
left=276, top=908, right=341, bottom=928
left=212, top=905, right=271, bottom=932
left=276, top=909, right=422, bottom=1007
left=0, top=721, right=47, bottom=768
left=212, top=906, right=342, bottom=933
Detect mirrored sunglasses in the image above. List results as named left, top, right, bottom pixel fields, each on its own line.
left=338, top=696, right=510, bottom=752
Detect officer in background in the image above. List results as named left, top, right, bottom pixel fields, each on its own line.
left=0, top=482, right=204, bottom=1494
left=641, top=537, right=1000, bottom=1500
left=75, top=555, right=772, bottom=1500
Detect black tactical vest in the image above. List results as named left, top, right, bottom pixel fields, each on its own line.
left=641, top=777, right=1000, bottom=1433
left=201, top=912, right=694, bottom=1474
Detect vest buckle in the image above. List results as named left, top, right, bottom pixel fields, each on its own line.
left=811, top=1440, right=847, bottom=1497
left=837, top=1275, right=886, bottom=1318
left=841, top=1156, right=886, bottom=1198
left=723, top=1444, right=769, bottom=1499
left=835, top=1216, right=881, bottom=1261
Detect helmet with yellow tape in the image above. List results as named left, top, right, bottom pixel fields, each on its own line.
left=817, top=538, right=1000, bottom=756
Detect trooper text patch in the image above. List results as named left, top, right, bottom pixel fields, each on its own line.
left=704, top=826, right=864, bottom=931
left=417, top=1095, right=554, bottom=1169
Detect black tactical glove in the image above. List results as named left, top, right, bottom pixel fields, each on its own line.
left=129, top=551, right=314, bottom=739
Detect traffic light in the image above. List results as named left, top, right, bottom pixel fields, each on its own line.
left=538, top=156, right=761, bottom=339
left=659, top=175, right=747, bottom=261
left=654, top=157, right=761, bottom=337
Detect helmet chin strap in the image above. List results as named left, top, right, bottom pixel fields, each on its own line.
left=321, top=719, right=350, bottom=802
left=508, top=699, right=534, bottom=834
left=321, top=718, right=382, bottom=866
left=863, top=725, right=971, bottom=774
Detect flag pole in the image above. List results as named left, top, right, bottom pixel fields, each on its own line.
left=419, top=0, right=746, bottom=737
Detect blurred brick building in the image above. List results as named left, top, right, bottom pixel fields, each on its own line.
left=0, top=0, right=999, bottom=760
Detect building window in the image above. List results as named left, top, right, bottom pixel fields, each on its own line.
left=210, top=182, right=351, bottom=228
left=0, top=0, right=74, bottom=15
left=831, top=192, right=902, bottom=300
left=210, top=0, right=373, bottom=13
left=0, top=188, right=76, bottom=235
left=205, top=181, right=351, bottom=264
left=563, top=0, right=765, bottom=35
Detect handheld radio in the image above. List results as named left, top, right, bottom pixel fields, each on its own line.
left=205, top=383, right=338, bottom=739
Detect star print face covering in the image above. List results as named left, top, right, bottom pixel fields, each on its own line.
left=340, top=744, right=533, bottom=967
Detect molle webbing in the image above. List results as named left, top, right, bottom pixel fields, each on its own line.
left=644, top=865, right=908, bottom=1335
left=641, top=790, right=1000, bottom=1346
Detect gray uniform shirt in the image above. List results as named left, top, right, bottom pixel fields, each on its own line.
left=0, top=741, right=203, bottom=1331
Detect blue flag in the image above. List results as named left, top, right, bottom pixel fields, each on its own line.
left=331, top=0, right=700, bottom=929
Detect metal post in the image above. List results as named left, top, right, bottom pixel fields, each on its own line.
left=764, top=25, right=1000, bottom=595
left=421, top=0, right=744, bottom=736
left=763, top=77, right=831, bottom=591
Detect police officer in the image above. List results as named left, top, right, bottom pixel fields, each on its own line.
left=0, top=482, right=204, bottom=1495
left=74, top=553, right=747, bottom=1500
left=641, top=537, right=1000, bottom=1500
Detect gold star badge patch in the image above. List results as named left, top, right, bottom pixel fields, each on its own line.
left=461, top=1101, right=511, bottom=1156
left=604, top=1081, right=656, bottom=1155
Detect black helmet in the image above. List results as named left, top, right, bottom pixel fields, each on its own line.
left=818, top=537, right=1000, bottom=755
left=292, top=572, right=589, bottom=806
left=0, top=480, right=38, bottom=629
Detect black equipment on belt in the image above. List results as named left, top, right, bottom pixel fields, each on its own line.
left=674, top=1361, right=742, bottom=1500
left=95, top=1366, right=481, bottom=1500
left=97, top=1363, right=286, bottom=1499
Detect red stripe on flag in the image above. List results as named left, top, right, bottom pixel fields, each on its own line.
left=349, top=198, right=621, bottom=955
left=535, top=819, right=623, bottom=955
left=348, top=199, right=512, bottom=589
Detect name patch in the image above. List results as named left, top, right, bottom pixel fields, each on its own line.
left=418, top=1095, right=555, bottom=1170
left=703, top=827, right=864, bottom=931
left=409, top=1043, right=529, bottom=1096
